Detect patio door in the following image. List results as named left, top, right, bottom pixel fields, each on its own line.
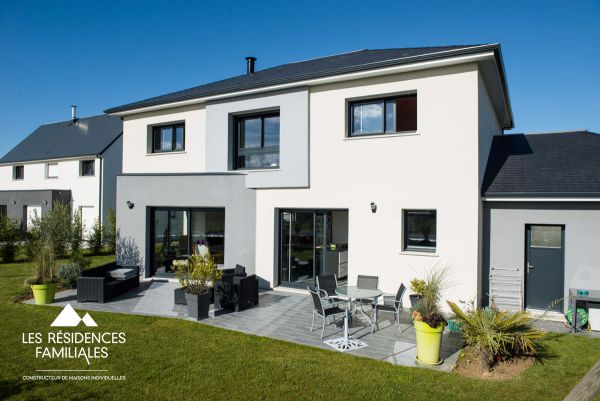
left=279, top=210, right=336, bottom=288
left=525, top=225, right=564, bottom=311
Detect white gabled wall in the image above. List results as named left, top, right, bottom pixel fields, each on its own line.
left=0, top=158, right=101, bottom=228
left=254, top=63, right=483, bottom=307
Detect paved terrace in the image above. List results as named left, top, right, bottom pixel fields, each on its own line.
left=26, top=280, right=467, bottom=370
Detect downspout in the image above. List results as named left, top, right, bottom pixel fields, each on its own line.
left=98, top=154, right=103, bottom=225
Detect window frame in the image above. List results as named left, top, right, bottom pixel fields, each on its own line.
left=80, top=160, right=95, bottom=177
left=13, top=165, right=24, bottom=180
left=403, top=209, right=437, bottom=252
left=151, top=122, right=185, bottom=153
left=233, top=111, right=280, bottom=170
left=46, top=162, right=58, bottom=179
left=348, top=93, right=417, bottom=137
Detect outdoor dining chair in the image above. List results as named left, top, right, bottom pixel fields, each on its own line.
left=356, top=275, right=380, bottom=313
left=374, top=283, right=406, bottom=327
left=316, top=275, right=346, bottom=306
left=308, top=286, right=346, bottom=339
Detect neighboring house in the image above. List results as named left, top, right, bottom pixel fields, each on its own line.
left=0, top=111, right=123, bottom=233
left=106, top=43, right=598, bottom=313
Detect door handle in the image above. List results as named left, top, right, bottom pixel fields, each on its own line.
left=527, top=262, right=534, bottom=273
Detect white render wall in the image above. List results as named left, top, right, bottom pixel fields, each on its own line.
left=254, top=63, right=483, bottom=306
left=121, top=104, right=206, bottom=173
left=0, top=157, right=101, bottom=228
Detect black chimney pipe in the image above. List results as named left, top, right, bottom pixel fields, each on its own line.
left=245, top=56, right=256, bottom=75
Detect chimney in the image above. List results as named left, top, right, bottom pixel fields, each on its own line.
left=71, top=105, right=78, bottom=122
left=245, top=56, right=256, bottom=75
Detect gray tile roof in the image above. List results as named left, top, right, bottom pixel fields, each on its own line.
left=105, top=44, right=496, bottom=114
left=482, top=131, right=600, bottom=197
left=0, top=114, right=122, bottom=164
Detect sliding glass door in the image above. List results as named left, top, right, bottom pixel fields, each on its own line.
left=279, top=209, right=348, bottom=288
left=150, top=207, right=225, bottom=276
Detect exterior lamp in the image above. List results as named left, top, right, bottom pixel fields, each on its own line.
left=127, top=201, right=135, bottom=209
left=370, top=202, right=377, bottom=213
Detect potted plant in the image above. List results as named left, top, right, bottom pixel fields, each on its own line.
left=409, top=278, right=425, bottom=308
left=176, top=253, right=223, bottom=320
left=26, top=239, right=58, bottom=304
left=411, top=267, right=449, bottom=365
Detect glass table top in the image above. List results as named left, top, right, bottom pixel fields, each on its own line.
left=335, top=285, right=382, bottom=299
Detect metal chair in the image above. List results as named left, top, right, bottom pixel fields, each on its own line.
left=316, top=275, right=346, bottom=306
left=375, top=283, right=406, bottom=327
left=308, top=286, right=345, bottom=339
left=356, top=275, right=380, bottom=313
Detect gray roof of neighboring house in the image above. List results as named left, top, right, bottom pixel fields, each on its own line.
left=105, top=44, right=505, bottom=114
left=0, top=114, right=122, bottom=164
left=482, top=131, right=600, bottom=197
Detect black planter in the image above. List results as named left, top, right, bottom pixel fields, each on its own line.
left=409, top=294, right=423, bottom=308
left=184, top=291, right=212, bottom=320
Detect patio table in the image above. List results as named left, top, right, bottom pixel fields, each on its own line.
left=569, top=288, right=600, bottom=333
left=324, top=285, right=382, bottom=351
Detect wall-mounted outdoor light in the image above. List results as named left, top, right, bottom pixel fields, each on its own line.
left=43, top=200, right=48, bottom=205
left=127, top=201, right=135, bottom=209
left=12, top=200, right=16, bottom=205
left=370, top=202, right=377, bottom=213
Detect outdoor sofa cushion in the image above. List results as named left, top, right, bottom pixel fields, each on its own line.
left=107, top=268, right=137, bottom=280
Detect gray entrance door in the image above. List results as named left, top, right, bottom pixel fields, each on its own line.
left=525, top=225, right=564, bottom=311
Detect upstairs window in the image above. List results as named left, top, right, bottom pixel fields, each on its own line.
left=349, top=94, right=417, bottom=136
left=151, top=123, right=185, bottom=153
left=46, top=162, right=58, bottom=179
left=13, top=165, right=24, bottom=180
left=234, top=112, right=280, bottom=170
left=403, top=209, right=436, bottom=252
left=80, top=160, right=95, bottom=176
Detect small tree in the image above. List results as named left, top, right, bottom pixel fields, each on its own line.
left=0, top=215, right=21, bottom=263
left=87, top=218, right=103, bottom=255
left=104, top=208, right=117, bottom=253
left=36, top=202, right=72, bottom=257
left=25, top=211, right=58, bottom=285
left=70, top=211, right=84, bottom=253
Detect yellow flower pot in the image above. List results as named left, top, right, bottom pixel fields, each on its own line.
left=414, top=320, right=445, bottom=365
left=31, top=283, right=57, bottom=305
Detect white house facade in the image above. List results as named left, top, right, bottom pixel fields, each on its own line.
left=0, top=113, right=123, bottom=233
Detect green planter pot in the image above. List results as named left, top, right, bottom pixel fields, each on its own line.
left=414, top=320, right=445, bottom=365
left=31, top=283, right=57, bottom=305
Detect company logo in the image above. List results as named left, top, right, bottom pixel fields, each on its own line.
left=51, top=304, right=98, bottom=327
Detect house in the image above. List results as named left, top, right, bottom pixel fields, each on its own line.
left=0, top=109, right=123, bottom=232
left=106, top=43, right=598, bottom=313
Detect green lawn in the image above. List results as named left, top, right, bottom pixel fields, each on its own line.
left=1, top=260, right=599, bottom=401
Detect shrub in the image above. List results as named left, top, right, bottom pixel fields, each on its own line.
left=447, top=301, right=545, bottom=372
left=411, top=267, right=449, bottom=328
left=409, top=278, right=426, bottom=296
left=0, top=215, right=21, bottom=263
left=70, top=212, right=84, bottom=253
left=70, top=249, right=90, bottom=269
left=104, top=208, right=117, bottom=253
left=25, top=239, right=56, bottom=285
left=176, top=253, right=223, bottom=295
left=56, top=263, right=83, bottom=288
left=39, top=202, right=72, bottom=257
left=87, top=219, right=103, bottom=255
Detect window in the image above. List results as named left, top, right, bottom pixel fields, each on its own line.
left=13, top=165, right=24, bottom=180
left=151, top=123, right=185, bottom=153
left=0, top=205, right=6, bottom=218
left=403, top=210, right=436, bottom=252
left=80, top=160, right=95, bottom=176
left=46, top=163, right=58, bottom=179
left=349, top=94, right=417, bottom=136
left=234, top=112, right=280, bottom=169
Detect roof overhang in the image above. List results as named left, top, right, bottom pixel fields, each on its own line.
left=106, top=44, right=514, bottom=128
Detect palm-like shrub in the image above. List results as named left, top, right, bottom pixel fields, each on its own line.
left=447, top=301, right=545, bottom=372
left=176, top=253, right=223, bottom=295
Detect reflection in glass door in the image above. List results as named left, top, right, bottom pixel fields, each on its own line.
left=280, top=211, right=315, bottom=285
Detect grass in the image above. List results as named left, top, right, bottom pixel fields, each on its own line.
left=0, top=260, right=599, bottom=400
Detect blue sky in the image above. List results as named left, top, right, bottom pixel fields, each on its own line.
left=0, top=1, right=598, bottom=156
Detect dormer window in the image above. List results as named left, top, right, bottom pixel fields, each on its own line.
left=151, top=123, right=185, bottom=153
left=349, top=94, right=417, bottom=137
